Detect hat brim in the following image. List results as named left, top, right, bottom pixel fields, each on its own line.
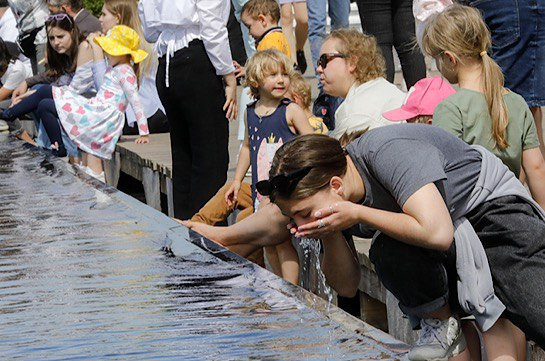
left=94, top=37, right=148, bottom=64
left=383, top=107, right=419, bottom=121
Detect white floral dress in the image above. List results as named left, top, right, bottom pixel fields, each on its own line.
left=52, top=63, right=149, bottom=159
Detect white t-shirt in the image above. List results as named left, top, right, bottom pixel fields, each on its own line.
left=0, top=7, right=18, bottom=42
left=1, top=59, right=31, bottom=90
left=330, top=78, right=406, bottom=139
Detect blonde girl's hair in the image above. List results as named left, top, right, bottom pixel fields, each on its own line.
left=244, top=49, right=295, bottom=98
left=104, top=0, right=154, bottom=82
left=289, top=72, right=311, bottom=109
left=326, top=29, right=386, bottom=84
left=422, top=4, right=509, bottom=149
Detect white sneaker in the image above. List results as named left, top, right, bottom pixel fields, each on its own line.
left=85, top=166, right=106, bottom=183
left=408, top=316, right=466, bottom=361
left=0, top=120, right=9, bottom=132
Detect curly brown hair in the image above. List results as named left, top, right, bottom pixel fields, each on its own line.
left=326, top=29, right=386, bottom=84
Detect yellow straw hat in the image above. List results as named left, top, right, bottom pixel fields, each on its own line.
left=94, top=25, right=148, bottom=64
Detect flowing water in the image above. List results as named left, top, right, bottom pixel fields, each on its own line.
left=0, top=138, right=407, bottom=360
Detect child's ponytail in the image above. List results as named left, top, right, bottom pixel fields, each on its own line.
left=481, top=52, right=509, bottom=148
left=423, top=4, right=510, bottom=149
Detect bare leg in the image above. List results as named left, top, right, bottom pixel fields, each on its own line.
left=531, top=106, right=545, bottom=157
left=509, top=321, right=526, bottom=361
left=265, top=246, right=282, bottom=276
left=293, top=2, right=308, bottom=52
left=461, top=321, right=482, bottom=361
left=275, top=239, right=299, bottom=285
left=280, top=4, right=297, bottom=63
left=16, top=130, right=35, bottom=146
left=482, top=318, right=517, bottom=361
left=86, top=153, right=103, bottom=175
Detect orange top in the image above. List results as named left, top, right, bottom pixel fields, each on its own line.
left=256, top=27, right=291, bottom=58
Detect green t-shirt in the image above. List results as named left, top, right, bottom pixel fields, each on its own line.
left=433, top=88, right=539, bottom=177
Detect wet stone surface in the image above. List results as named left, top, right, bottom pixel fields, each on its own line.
left=0, top=138, right=407, bottom=360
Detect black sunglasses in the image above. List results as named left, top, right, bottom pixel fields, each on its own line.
left=256, top=166, right=313, bottom=198
left=317, top=53, right=347, bottom=70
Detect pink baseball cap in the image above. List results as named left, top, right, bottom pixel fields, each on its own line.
left=383, top=76, right=456, bottom=121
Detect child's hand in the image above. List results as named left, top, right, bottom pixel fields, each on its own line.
left=87, top=32, right=101, bottom=43
left=225, top=180, right=241, bottom=209
left=233, top=61, right=245, bottom=79
left=135, top=135, right=149, bottom=144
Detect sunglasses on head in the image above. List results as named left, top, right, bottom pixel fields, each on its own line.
left=46, top=13, right=73, bottom=26
left=317, top=53, right=347, bottom=70
left=256, top=166, right=313, bottom=198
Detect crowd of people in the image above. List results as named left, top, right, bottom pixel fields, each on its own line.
left=0, top=0, right=544, bottom=360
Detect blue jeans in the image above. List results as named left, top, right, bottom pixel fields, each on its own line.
left=307, top=0, right=350, bottom=73
left=460, top=0, right=545, bottom=107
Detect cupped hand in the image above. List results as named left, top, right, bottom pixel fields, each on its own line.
left=294, top=201, right=360, bottom=238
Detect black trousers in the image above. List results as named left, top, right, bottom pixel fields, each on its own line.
left=370, top=196, right=545, bottom=348
left=356, top=0, right=426, bottom=88
left=156, top=40, right=229, bottom=219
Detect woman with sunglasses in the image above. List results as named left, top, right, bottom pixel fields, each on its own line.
left=6, top=13, right=83, bottom=163
left=317, top=29, right=405, bottom=139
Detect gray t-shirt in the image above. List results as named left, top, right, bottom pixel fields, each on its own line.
left=345, top=124, right=482, bottom=235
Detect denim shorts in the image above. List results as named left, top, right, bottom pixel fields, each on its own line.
left=461, top=0, right=545, bottom=107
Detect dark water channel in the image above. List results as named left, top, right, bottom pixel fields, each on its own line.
left=0, top=138, right=407, bottom=360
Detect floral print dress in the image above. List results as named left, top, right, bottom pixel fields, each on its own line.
left=52, top=63, right=149, bottom=159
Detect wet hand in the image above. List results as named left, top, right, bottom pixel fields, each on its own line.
left=295, top=202, right=360, bottom=238
left=134, top=135, right=149, bottom=144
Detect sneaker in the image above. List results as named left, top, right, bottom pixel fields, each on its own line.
left=85, top=166, right=106, bottom=183
left=0, top=120, right=8, bottom=132
left=296, top=50, right=307, bottom=74
left=408, top=317, right=466, bottom=361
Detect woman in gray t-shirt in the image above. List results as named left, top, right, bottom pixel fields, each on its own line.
left=258, top=124, right=545, bottom=357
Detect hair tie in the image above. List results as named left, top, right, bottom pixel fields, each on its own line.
left=480, top=51, right=487, bottom=57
